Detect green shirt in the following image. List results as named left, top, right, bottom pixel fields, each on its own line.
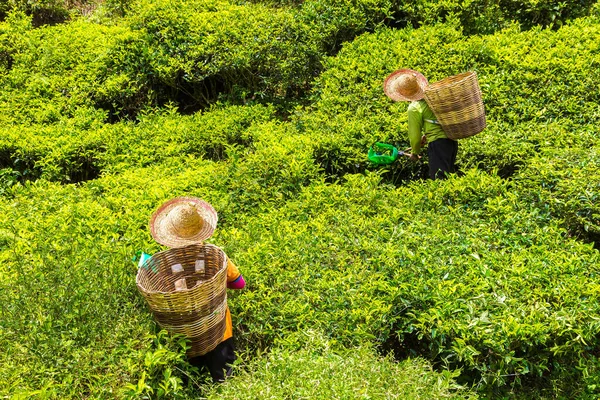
left=407, top=100, right=449, bottom=155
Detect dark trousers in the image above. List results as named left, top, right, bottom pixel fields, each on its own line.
left=428, top=138, right=458, bottom=180
left=188, top=338, right=236, bottom=383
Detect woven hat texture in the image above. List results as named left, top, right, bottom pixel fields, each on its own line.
left=384, top=69, right=429, bottom=102
left=150, top=197, right=218, bottom=248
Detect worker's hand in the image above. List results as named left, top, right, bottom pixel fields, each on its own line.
left=407, top=153, right=420, bottom=162
left=421, top=135, right=427, bottom=146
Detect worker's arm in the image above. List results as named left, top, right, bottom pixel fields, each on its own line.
left=226, top=257, right=246, bottom=289
left=407, top=105, right=423, bottom=155
left=227, top=274, right=245, bottom=289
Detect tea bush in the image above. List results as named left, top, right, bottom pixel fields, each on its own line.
left=0, top=2, right=323, bottom=119
left=94, top=103, right=277, bottom=174
left=100, top=0, right=325, bottom=113
left=205, top=332, right=478, bottom=399
left=392, top=0, right=598, bottom=34
left=1, top=0, right=72, bottom=25
left=0, top=103, right=276, bottom=181
left=0, top=12, right=124, bottom=125
left=216, top=171, right=599, bottom=393
left=294, top=0, right=393, bottom=53
left=1, top=1, right=600, bottom=398
left=296, top=16, right=600, bottom=181
left=248, top=0, right=598, bottom=35
left=514, top=145, right=600, bottom=246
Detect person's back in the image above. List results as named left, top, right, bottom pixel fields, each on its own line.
left=407, top=99, right=457, bottom=179
left=407, top=100, right=446, bottom=150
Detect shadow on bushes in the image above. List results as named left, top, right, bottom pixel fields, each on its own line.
left=314, top=147, right=428, bottom=186
left=0, top=149, right=101, bottom=184
left=374, top=162, right=430, bottom=185
left=65, top=155, right=102, bottom=183
left=380, top=330, right=431, bottom=363
left=0, top=149, right=40, bottom=183
left=380, top=328, right=592, bottom=398
left=30, top=7, right=70, bottom=27
left=570, top=229, right=600, bottom=251
left=496, top=161, right=524, bottom=179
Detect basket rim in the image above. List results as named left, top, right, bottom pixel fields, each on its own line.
left=135, top=243, right=227, bottom=295
left=425, top=71, right=477, bottom=91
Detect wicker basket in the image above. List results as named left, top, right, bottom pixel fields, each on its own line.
left=136, top=243, right=228, bottom=357
left=423, top=71, right=486, bottom=140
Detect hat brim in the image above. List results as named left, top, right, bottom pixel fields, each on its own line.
left=149, top=197, right=218, bottom=248
left=383, top=69, right=429, bottom=102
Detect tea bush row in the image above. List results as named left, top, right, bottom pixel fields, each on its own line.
left=0, top=103, right=275, bottom=182
left=0, top=0, right=130, bottom=25
left=270, top=0, right=600, bottom=34
left=2, top=1, right=599, bottom=124
left=218, top=170, right=600, bottom=394
left=204, top=333, right=477, bottom=400
left=296, top=16, right=600, bottom=178
left=4, top=0, right=597, bottom=38
left=4, top=17, right=599, bottom=186
left=0, top=161, right=476, bottom=398
left=3, top=163, right=598, bottom=396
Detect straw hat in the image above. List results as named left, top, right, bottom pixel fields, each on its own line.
left=383, top=69, right=429, bottom=102
left=149, top=197, right=218, bottom=248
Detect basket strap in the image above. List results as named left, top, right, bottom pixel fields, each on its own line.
left=424, top=119, right=440, bottom=124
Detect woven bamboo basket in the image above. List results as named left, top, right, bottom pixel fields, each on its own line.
left=136, top=243, right=228, bottom=357
left=423, top=71, right=486, bottom=139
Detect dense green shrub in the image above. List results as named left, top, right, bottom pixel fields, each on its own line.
left=0, top=181, right=152, bottom=397
left=295, top=0, right=393, bottom=53
left=206, top=333, right=478, bottom=399
left=1, top=0, right=71, bottom=25
left=0, top=127, right=99, bottom=184
left=95, top=103, right=277, bottom=173
left=0, top=0, right=134, bottom=24
left=459, top=118, right=600, bottom=178
left=514, top=145, right=600, bottom=245
left=217, top=170, right=600, bottom=394
left=1, top=1, right=600, bottom=398
left=294, top=17, right=600, bottom=181
left=104, top=0, right=322, bottom=113
left=0, top=13, right=126, bottom=125
left=247, top=0, right=598, bottom=35
left=0, top=103, right=276, bottom=181
left=392, top=0, right=598, bottom=34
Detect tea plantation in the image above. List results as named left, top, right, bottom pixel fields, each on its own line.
left=1, top=0, right=599, bottom=398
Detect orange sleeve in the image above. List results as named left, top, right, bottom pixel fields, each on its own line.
left=226, top=257, right=241, bottom=282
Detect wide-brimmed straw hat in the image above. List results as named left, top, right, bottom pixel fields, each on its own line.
left=149, top=197, right=218, bottom=248
left=383, top=69, right=429, bottom=102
